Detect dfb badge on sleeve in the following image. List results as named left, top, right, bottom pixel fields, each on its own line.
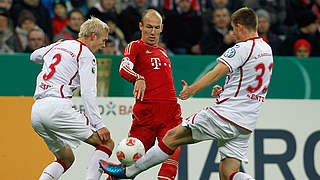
left=223, top=48, right=236, bottom=58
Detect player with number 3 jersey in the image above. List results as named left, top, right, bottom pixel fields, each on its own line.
left=30, top=17, right=115, bottom=180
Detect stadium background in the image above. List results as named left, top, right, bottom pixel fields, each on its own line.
left=1, top=54, right=320, bottom=179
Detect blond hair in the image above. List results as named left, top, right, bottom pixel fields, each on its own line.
left=78, top=16, right=109, bottom=38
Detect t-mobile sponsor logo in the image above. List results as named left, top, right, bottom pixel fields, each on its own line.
left=151, top=58, right=161, bottom=69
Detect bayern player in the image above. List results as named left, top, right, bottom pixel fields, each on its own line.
left=100, top=7, right=273, bottom=180
left=114, top=9, right=182, bottom=180
left=30, top=17, right=114, bottom=180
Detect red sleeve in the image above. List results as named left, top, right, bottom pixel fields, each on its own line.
left=119, top=41, right=144, bottom=83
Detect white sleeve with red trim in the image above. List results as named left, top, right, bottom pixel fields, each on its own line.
left=217, top=42, right=249, bottom=72
left=78, top=48, right=105, bottom=130
left=30, top=42, right=59, bottom=64
left=119, top=57, right=144, bottom=82
left=119, top=42, right=144, bottom=82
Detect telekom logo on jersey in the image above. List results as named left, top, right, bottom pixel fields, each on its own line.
left=151, top=58, right=161, bottom=69
left=150, top=57, right=171, bottom=70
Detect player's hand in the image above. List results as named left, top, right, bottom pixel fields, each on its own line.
left=97, top=127, right=111, bottom=142
left=211, top=85, right=222, bottom=97
left=134, top=79, right=146, bottom=101
left=179, top=80, right=192, bottom=100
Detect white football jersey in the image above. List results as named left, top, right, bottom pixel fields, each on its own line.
left=212, top=37, right=273, bottom=132
left=31, top=40, right=104, bottom=130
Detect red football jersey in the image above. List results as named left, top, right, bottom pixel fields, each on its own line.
left=120, top=40, right=177, bottom=102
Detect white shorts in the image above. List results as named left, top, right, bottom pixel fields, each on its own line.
left=31, top=97, right=93, bottom=152
left=182, top=107, right=251, bottom=163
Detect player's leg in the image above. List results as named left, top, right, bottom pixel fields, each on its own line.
left=157, top=146, right=181, bottom=180
left=157, top=103, right=182, bottom=180
left=125, top=125, right=193, bottom=177
left=39, top=145, right=74, bottom=180
left=100, top=108, right=216, bottom=178
left=31, top=101, right=73, bottom=180
left=85, top=131, right=114, bottom=180
left=218, top=128, right=254, bottom=180
left=230, top=172, right=255, bottom=180
left=219, top=157, right=241, bottom=180
left=219, top=158, right=255, bottom=180
left=128, top=104, right=157, bottom=152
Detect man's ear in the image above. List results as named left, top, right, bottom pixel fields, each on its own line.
left=139, top=22, right=143, bottom=31
left=238, top=24, right=244, bottom=31
left=91, top=32, right=96, bottom=40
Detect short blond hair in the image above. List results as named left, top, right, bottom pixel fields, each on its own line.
left=78, top=16, right=109, bottom=38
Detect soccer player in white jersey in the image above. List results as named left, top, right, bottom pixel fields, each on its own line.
left=100, top=7, right=273, bottom=180
left=30, top=17, right=115, bottom=180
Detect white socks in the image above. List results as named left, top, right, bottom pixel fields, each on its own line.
left=126, top=144, right=170, bottom=177
left=39, top=161, right=65, bottom=180
left=232, top=172, right=255, bottom=180
left=86, top=146, right=112, bottom=180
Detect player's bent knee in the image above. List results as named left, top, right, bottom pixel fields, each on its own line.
left=86, top=132, right=114, bottom=150
left=163, top=129, right=180, bottom=148
left=220, top=159, right=241, bottom=180
left=66, top=155, right=75, bottom=168
left=54, top=145, right=75, bottom=168
left=57, top=154, right=75, bottom=168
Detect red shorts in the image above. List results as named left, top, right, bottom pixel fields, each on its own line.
left=129, top=102, right=182, bottom=151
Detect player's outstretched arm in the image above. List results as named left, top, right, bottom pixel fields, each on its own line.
left=179, top=62, right=229, bottom=100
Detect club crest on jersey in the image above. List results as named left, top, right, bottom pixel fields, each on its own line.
left=223, top=48, right=236, bottom=58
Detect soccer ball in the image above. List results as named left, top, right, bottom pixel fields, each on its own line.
left=116, top=137, right=145, bottom=166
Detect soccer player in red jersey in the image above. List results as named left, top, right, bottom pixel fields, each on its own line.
left=101, top=7, right=273, bottom=180
left=116, top=9, right=182, bottom=180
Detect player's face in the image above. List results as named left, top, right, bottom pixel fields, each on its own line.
left=92, top=32, right=109, bottom=53
left=231, top=23, right=241, bottom=43
left=140, top=13, right=163, bottom=46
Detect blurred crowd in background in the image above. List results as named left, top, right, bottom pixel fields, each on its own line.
left=0, top=0, right=319, bottom=58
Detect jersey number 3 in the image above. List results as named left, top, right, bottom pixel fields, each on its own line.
left=43, top=54, right=61, bottom=80
left=247, top=63, right=273, bottom=93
